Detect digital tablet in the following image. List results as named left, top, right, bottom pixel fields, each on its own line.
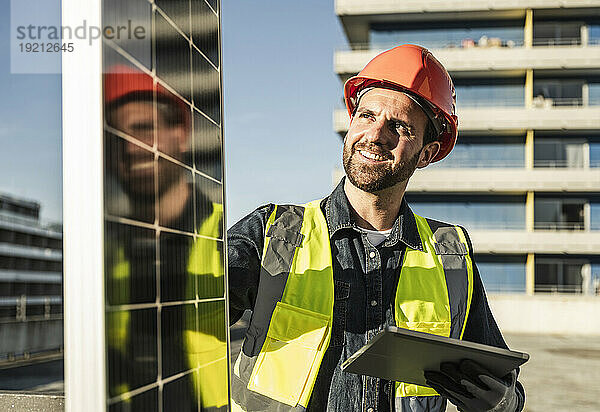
left=341, top=326, right=529, bottom=386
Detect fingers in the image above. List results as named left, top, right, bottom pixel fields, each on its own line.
left=478, top=374, right=509, bottom=393
left=424, top=367, right=473, bottom=399
left=459, top=359, right=493, bottom=391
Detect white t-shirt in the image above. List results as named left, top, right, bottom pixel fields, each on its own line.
left=356, top=226, right=393, bottom=247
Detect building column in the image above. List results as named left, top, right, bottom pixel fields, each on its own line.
left=581, top=25, right=589, bottom=47
left=525, top=129, right=534, bottom=169
left=526, top=190, right=534, bottom=232
left=526, top=253, right=535, bottom=295
left=524, top=9, right=533, bottom=48
left=525, top=69, right=534, bottom=108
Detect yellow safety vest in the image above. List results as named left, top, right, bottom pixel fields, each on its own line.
left=232, top=200, right=474, bottom=411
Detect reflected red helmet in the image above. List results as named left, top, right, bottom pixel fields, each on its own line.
left=103, top=65, right=190, bottom=127
left=344, top=44, right=458, bottom=162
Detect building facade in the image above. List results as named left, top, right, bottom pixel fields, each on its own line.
left=0, top=193, right=63, bottom=361
left=334, top=0, right=600, bottom=299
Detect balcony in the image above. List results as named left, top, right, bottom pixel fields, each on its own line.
left=335, top=0, right=598, bottom=17
left=0, top=244, right=63, bottom=261
left=405, top=168, right=600, bottom=193
left=334, top=105, right=600, bottom=133
left=469, top=229, right=600, bottom=255
left=335, top=42, right=600, bottom=77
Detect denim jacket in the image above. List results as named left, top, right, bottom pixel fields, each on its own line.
left=227, top=178, right=525, bottom=412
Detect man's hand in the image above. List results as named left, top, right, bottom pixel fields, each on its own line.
left=424, top=359, right=518, bottom=412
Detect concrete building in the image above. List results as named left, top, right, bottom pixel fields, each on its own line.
left=0, top=193, right=63, bottom=361
left=333, top=1, right=600, bottom=334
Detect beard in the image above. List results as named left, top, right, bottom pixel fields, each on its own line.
left=342, top=140, right=421, bottom=193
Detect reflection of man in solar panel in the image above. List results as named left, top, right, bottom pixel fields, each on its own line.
left=104, top=66, right=227, bottom=411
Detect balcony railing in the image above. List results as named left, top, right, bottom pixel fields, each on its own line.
left=534, top=284, right=583, bottom=294
left=340, top=39, right=524, bottom=51
left=457, top=97, right=596, bottom=108
left=534, top=222, right=586, bottom=231
left=0, top=295, right=63, bottom=322
left=430, top=159, right=600, bottom=169
left=484, top=284, right=527, bottom=294
left=338, top=38, right=600, bottom=52
left=533, top=160, right=584, bottom=168
left=0, top=212, right=63, bottom=236
left=532, top=38, right=581, bottom=47
left=431, top=159, right=525, bottom=168
left=457, top=97, right=525, bottom=108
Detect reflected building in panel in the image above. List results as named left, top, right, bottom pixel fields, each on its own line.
left=0, top=193, right=63, bottom=361
left=333, top=1, right=600, bottom=300
left=102, top=0, right=228, bottom=410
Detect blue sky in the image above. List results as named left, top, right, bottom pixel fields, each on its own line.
left=222, top=1, right=347, bottom=224
left=0, top=0, right=347, bottom=225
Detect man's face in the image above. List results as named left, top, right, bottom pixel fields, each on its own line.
left=343, top=88, right=436, bottom=193
left=109, top=100, right=188, bottom=196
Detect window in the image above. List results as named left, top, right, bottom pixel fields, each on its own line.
left=407, top=195, right=526, bottom=231
left=533, top=79, right=583, bottom=107
left=434, top=136, right=525, bottom=168
left=589, top=83, right=600, bottom=106
left=533, top=22, right=581, bottom=46
left=476, top=255, right=526, bottom=293
left=592, top=263, right=600, bottom=295
left=534, top=197, right=585, bottom=230
left=591, top=203, right=600, bottom=230
left=535, top=258, right=585, bottom=293
left=591, top=141, right=600, bottom=167
left=590, top=25, right=600, bottom=44
left=369, top=21, right=523, bottom=49
left=455, top=78, right=525, bottom=107
left=534, top=139, right=584, bottom=168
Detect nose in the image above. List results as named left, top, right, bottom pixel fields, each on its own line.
left=362, top=117, right=390, bottom=146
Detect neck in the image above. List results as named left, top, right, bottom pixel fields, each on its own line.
left=159, top=177, right=190, bottom=225
left=343, top=178, right=407, bottom=231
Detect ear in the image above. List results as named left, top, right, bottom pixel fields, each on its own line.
left=416, top=141, right=441, bottom=169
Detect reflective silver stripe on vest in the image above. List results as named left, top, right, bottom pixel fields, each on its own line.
left=395, top=395, right=447, bottom=412
left=232, top=205, right=306, bottom=411
left=431, top=224, right=470, bottom=339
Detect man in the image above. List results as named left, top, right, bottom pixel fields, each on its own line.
left=103, top=66, right=228, bottom=411
left=228, top=45, right=526, bottom=412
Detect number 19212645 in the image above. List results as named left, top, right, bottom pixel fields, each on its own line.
left=19, top=43, right=74, bottom=53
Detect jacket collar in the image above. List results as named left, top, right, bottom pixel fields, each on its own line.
left=323, top=177, right=423, bottom=251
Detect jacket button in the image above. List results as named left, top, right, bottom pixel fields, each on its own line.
left=369, top=251, right=376, bottom=258
left=371, top=300, right=377, bottom=307
left=367, top=408, right=374, bottom=412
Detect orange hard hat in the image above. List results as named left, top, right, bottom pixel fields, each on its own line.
left=344, top=44, right=458, bottom=162
left=104, top=65, right=190, bottom=127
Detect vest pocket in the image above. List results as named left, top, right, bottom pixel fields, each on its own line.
left=247, top=301, right=330, bottom=406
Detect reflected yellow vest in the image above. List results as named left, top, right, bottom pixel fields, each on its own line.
left=233, top=200, right=474, bottom=410
left=108, top=203, right=228, bottom=409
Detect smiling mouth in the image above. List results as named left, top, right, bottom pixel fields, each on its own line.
left=130, top=160, right=154, bottom=172
left=358, top=149, right=389, bottom=162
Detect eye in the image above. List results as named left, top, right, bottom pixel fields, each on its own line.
left=392, top=121, right=411, bottom=135
left=358, top=111, right=375, bottom=120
